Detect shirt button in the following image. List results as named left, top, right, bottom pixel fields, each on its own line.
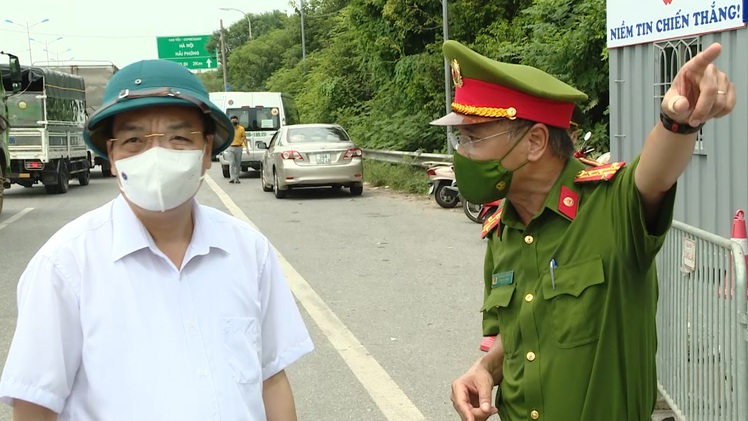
left=525, top=293, right=534, bottom=302
left=198, top=368, right=208, bottom=377
left=524, top=235, right=534, bottom=244
left=526, top=351, right=536, bottom=362
left=531, top=409, right=540, bottom=419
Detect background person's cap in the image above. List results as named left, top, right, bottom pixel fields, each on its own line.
left=431, top=40, right=588, bottom=128
left=84, top=59, right=233, bottom=159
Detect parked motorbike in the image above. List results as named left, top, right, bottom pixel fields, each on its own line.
left=463, top=199, right=502, bottom=224
left=424, top=162, right=460, bottom=208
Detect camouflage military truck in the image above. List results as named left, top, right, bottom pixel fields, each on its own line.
left=1, top=63, right=89, bottom=194
left=46, top=63, right=119, bottom=176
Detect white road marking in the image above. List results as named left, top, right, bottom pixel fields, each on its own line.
left=0, top=208, right=35, bottom=232
left=204, top=174, right=426, bottom=421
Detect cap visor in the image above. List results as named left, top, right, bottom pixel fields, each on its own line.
left=430, top=112, right=503, bottom=126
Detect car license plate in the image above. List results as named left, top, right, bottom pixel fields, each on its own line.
left=19, top=173, right=31, bottom=179
left=316, top=153, right=331, bottom=164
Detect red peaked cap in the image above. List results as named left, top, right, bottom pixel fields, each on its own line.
left=430, top=40, right=588, bottom=129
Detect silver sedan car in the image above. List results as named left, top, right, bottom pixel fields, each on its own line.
left=258, top=124, right=364, bottom=198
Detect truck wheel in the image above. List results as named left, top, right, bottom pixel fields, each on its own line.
left=78, top=169, right=91, bottom=186
left=45, top=166, right=69, bottom=194
left=0, top=179, right=4, bottom=216
left=222, top=165, right=230, bottom=178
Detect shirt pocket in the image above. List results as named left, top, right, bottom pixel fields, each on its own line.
left=481, top=283, right=517, bottom=356
left=541, top=256, right=606, bottom=348
left=222, top=317, right=262, bottom=384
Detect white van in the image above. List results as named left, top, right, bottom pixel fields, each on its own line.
left=208, top=91, right=300, bottom=178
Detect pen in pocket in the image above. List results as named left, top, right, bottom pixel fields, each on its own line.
left=550, top=258, right=558, bottom=290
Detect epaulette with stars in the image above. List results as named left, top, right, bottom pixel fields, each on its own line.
left=574, top=161, right=626, bottom=183
left=481, top=201, right=504, bottom=239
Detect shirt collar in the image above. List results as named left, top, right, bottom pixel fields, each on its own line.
left=500, top=158, right=587, bottom=231
left=110, top=195, right=230, bottom=262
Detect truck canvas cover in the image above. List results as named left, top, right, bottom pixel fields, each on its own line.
left=1, top=65, right=86, bottom=101
left=2, top=65, right=87, bottom=125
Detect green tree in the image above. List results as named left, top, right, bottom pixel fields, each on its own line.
left=198, top=0, right=611, bottom=153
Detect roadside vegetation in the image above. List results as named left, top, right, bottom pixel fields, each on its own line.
left=363, top=160, right=430, bottom=195
left=201, top=0, right=608, bottom=194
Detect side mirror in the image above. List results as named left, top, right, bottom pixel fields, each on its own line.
left=583, top=131, right=592, bottom=142
left=256, top=141, right=268, bottom=150
left=7, top=54, right=22, bottom=94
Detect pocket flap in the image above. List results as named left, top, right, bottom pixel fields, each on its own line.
left=481, top=284, right=516, bottom=311
left=543, top=256, right=605, bottom=299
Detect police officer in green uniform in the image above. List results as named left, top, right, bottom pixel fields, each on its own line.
left=431, top=40, right=736, bottom=421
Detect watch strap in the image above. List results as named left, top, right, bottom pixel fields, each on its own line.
left=660, top=112, right=704, bottom=135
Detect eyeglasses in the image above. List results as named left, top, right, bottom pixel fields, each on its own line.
left=109, top=130, right=205, bottom=154
left=454, top=129, right=513, bottom=148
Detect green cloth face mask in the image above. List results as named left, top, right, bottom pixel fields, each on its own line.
left=453, top=134, right=528, bottom=204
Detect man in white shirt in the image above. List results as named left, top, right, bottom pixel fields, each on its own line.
left=0, top=59, right=314, bottom=421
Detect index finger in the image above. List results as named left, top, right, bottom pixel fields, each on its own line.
left=683, top=43, right=722, bottom=73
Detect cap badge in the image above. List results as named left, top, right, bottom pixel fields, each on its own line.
left=451, top=59, right=463, bottom=88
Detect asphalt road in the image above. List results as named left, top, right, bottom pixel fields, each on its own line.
left=0, top=164, right=672, bottom=421
left=0, top=164, right=492, bottom=420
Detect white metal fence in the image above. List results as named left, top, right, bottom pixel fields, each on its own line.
left=656, top=220, right=748, bottom=421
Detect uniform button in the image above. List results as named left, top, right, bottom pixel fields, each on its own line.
left=526, top=351, right=536, bottom=362
left=524, top=235, right=534, bottom=244
left=525, top=293, right=534, bottom=302
left=198, top=368, right=208, bottom=377
left=531, top=409, right=540, bottom=419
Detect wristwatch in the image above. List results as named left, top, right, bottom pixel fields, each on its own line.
left=660, top=112, right=704, bottom=135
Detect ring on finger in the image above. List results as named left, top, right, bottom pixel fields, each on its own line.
left=717, top=90, right=726, bottom=95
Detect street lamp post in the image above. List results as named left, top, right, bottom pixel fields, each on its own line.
left=300, top=0, right=306, bottom=63
left=4, top=18, right=50, bottom=64
left=44, top=48, right=72, bottom=64
left=440, top=0, right=454, bottom=154
left=31, top=36, right=63, bottom=64
left=219, top=19, right=229, bottom=92
left=219, top=7, right=252, bottom=39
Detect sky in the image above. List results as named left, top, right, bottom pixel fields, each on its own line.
left=2, top=0, right=295, bottom=69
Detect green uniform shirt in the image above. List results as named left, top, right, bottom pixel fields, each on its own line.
left=481, top=155, right=676, bottom=421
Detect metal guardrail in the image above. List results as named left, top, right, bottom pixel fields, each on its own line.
left=362, top=149, right=451, bottom=167
left=655, top=220, right=748, bottom=421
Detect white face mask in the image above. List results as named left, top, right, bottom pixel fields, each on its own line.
left=115, top=147, right=205, bottom=212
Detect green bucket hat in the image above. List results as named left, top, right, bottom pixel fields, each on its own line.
left=84, top=59, right=233, bottom=159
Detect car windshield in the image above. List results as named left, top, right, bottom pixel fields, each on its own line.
left=287, top=127, right=349, bottom=143
left=226, top=107, right=281, bottom=131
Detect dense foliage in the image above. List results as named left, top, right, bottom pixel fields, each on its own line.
left=200, top=0, right=610, bottom=153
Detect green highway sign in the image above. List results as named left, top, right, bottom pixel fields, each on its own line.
left=156, top=35, right=217, bottom=70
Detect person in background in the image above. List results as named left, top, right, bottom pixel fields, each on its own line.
left=0, top=59, right=313, bottom=421
left=228, top=115, right=248, bottom=184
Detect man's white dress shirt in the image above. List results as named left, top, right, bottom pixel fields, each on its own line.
left=0, top=195, right=313, bottom=421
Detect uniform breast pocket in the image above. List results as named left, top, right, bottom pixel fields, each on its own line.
left=481, top=284, right=517, bottom=356
left=542, top=256, right=606, bottom=348
left=223, top=317, right=262, bottom=384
